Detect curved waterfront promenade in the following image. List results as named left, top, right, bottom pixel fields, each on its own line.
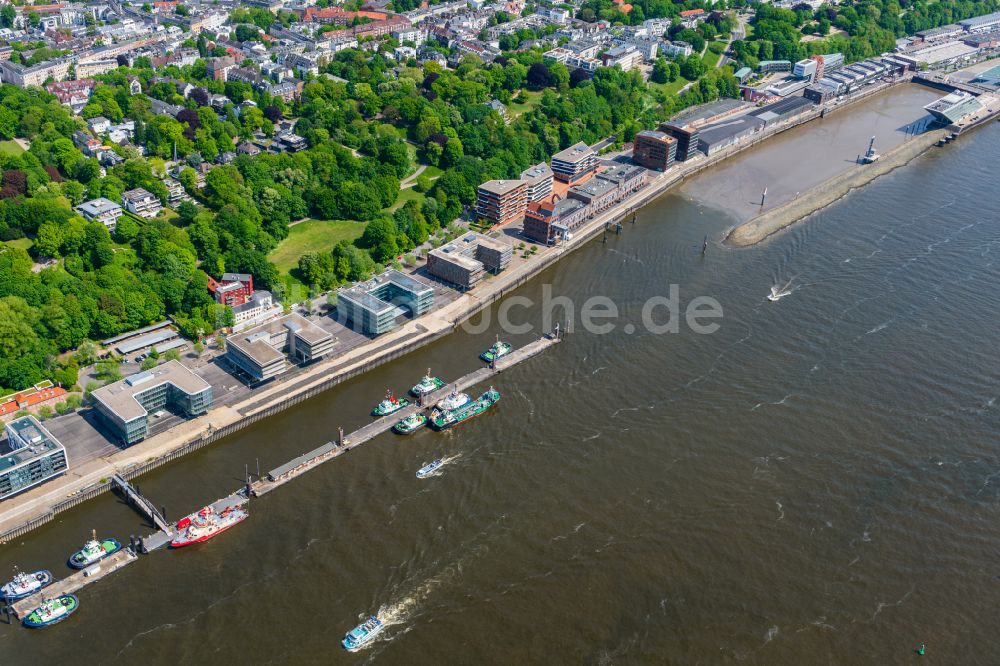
left=725, top=128, right=948, bottom=247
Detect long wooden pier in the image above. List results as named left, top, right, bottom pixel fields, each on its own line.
left=250, top=334, right=560, bottom=497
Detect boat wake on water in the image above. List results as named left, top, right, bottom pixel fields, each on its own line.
left=415, top=453, right=463, bottom=479
left=767, top=279, right=795, bottom=302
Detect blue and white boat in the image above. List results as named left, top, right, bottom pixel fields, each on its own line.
left=342, top=615, right=384, bottom=652
left=416, top=460, right=444, bottom=479
left=1, top=568, right=53, bottom=602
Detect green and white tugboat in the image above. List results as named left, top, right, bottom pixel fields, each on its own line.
left=68, top=530, right=121, bottom=569
left=393, top=412, right=428, bottom=435
left=430, top=387, right=500, bottom=430
left=480, top=336, right=512, bottom=363
left=409, top=368, right=446, bottom=397
left=23, top=594, right=79, bottom=628
left=371, top=390, right=410, bottom=417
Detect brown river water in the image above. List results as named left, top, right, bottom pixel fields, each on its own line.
left=2, top=87, right=1000, bottom=664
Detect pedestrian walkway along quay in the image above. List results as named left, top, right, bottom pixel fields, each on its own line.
left=2, top=337, right=559, bottom=622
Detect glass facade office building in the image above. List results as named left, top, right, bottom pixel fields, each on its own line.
left=93, top=361, right=214, bottom=445
left=338, top=270, right=435, bottom=336
left=0, top=416, right=69, bottom=500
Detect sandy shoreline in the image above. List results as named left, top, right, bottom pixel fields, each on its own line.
left=726, top=127, right=949, bottom=247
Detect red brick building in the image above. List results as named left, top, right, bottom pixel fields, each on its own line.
left=208, top=273, right=254, bottom=307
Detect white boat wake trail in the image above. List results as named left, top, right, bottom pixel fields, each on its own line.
left=767, top=278, right=795, bottom=302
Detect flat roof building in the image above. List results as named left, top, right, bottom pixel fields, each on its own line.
left=114, top=328, right=180, bottom=355
left=766, top=77, right=811, bottom=97
left=427, top=232, right=512, bottom=289
left=92, top=361, right=213, bottom=445
left=697, top=115, right=767, bottom=156
left=658, top=122, right=701, bottom=161
left=75, top=197, right=123, bottom=232
left=820, top=52, right=844, bottom=71
left=338, top=269, right=435, bottom=336
left=959, top=11, right=1000, bottom=33
left=232, top=290, right=279, bottom=329
left=758, top=59, right=792, bottom=73
left=568, top=164, right=646, bottom=213
left=671, top=98, right=747, bottom=127
left=476, top=179, right=527, bottom=226
left=550, top=141, right=598, bottom=184
left=601, top=45, right=643, bottom=72
left=915, top=24, right=963, bottom=41
left=632, top=130, right=677, bottom=171
left=568, top=176, right=619, bottom=210
left=121, top=187, right=162, bottom=219
left=903, top=40, right=980, bottom=66
left=793, top=58, right=817, bottom=81
left=0, top=416, right=69, bottom=500
left=520, top=162, right=554, bottom=202
left=523, top=196, right=587, bottom=245
left=748, top=96, right=815, bottom=125
left=225, top=313, right=336, bottom=382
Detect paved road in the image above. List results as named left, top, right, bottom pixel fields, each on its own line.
left=400, top=163, right=428, bottom=189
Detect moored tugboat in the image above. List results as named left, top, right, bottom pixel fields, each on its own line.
left=409, top=369, right=446, bottom=397
left=393, top=412, right=428, bottom=435
left=1, top=568, right=53, bottom=602
left=436, top=386, right=471, bottom=412
left=342, top=615, right=384, bottom=652
left=372, top=390, right=410, bottom=417
left=171, top=503, right=249, bottom=548
left=430, top=387, right=500, bottom=431
left=480, top=336, right=512, bottom=363
left=68, top=530, right=121, bottom=569
left=22, top=594, right=79, bottom=628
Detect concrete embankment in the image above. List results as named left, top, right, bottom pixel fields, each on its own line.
left=0, top=79, right=917, bottom=542
left=725, top=127, right=948, bottom=247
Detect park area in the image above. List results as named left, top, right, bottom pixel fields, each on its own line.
left=268, top=218, right=367, bottom=290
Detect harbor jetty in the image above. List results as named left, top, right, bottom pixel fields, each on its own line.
left=0, top=76, right=917, bottom=543
left=726, top=127, right=948, bottom=247
left=251, top=334, right=559, bottom=496
left=7, top=549, right=137, bottom=620
left=2, top=336, right=559, bottom=621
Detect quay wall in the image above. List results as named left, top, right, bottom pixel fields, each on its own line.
left=0, top=78, right=916, bottom=544
left=727, top=127, right=948, bottom=247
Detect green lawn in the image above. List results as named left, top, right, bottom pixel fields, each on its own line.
left=404, top=141, right=419, bottom=164
left=157, top=207, right=180, bottom=223
left=652, top=77, right=694, bottom=97
left=268, top=218, right=367, bottom=275
left=4, top=237, right=32, bottom=251
left=510, top=90, right=543, bottom=117
left=0, top=140, right=25, bottom=156
left=389, top=186, right=425, bottom=212
left=704, top=45, right=725, bottom=69
left=421, top=165, right=444, bottom=179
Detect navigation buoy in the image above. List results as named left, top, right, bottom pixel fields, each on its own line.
left=917, top=642, right=925, bottom=656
